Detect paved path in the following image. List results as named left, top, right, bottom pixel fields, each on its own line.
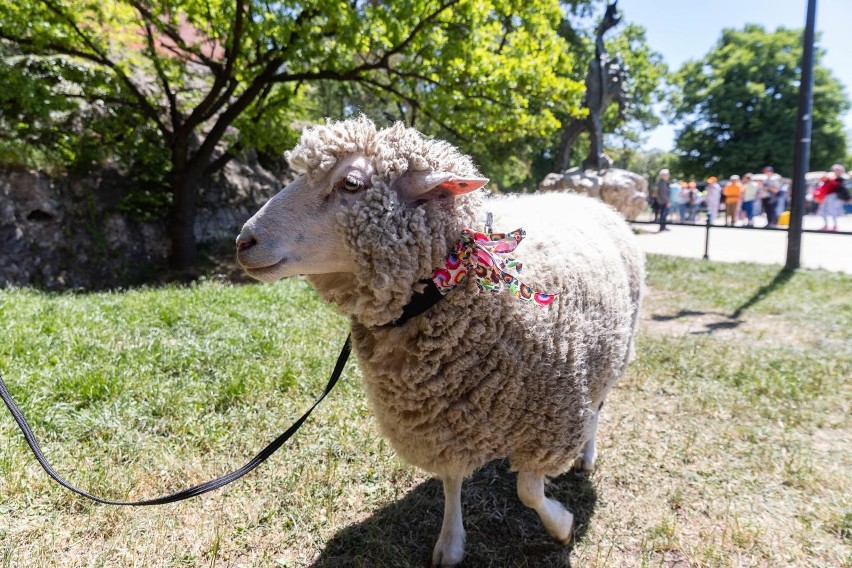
left=631, top=214, right=852, bottom=274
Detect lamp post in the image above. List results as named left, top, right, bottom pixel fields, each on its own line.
left=785, top=0, right=817, bottom=270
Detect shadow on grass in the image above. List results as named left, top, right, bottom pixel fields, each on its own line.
left=650, top=269, right=796, bottom=336
left=730, top=268, right=794, bottom=319
left=690, top=320, right=741, bottom=335
left=311, top=459, right=597, bottom=568
left=652, top=309, right=745, bottom=335
left=651, top=309, right=711, bottom=322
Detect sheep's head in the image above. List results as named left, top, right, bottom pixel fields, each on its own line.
left=236, top=117, right=487, bottom=323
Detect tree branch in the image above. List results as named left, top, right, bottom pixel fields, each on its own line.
left=142, top=20, right=180, bottom=128
left=181, top=0, right=246, bottom=132
left=188, top=58, right=282, bottom=175
left=419, top=105, right=471, bottom=143
left=204, top=148, right=237, bottom=177
left=128, top=0, right=223, bottom=73
left=200, top=77, right=240, bottom=123
left=269, top=0, right=461, bottom=82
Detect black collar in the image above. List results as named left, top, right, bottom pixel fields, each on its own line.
left=388, top=279, right=445, bottom=327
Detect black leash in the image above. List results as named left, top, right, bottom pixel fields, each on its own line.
left=0, top=335, right=351, bottom=506
left=0, top=279, right=444, bottom=506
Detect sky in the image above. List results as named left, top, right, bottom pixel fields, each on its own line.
left=618, top=0, right=852, bottom=151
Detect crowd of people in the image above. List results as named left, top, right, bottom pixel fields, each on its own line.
left=651, top=163, right=850, bottom=232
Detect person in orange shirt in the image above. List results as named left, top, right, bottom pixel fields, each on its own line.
left=723, top=175, right=743, bottom=226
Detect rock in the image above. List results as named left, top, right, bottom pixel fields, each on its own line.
left=538, top=167, right=648, bottom=220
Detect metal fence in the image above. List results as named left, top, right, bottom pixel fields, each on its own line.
left=628, top=216, right=852, bottom=261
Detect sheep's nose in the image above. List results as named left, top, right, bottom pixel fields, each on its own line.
left=236, top=235, right=257, bottom=253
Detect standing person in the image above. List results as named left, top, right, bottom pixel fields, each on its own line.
left=655, top=169, right=671, bottom=231
left=816, top=163, right=848, bottom=231
left=675, top=181, right=691, bottom=222
left=775, top=181, right=789, bottom=221
left=686, top=181, right=699, bottom=223
left=669, top=177, right=681, bottom=220
left=650, top=191, right=660, bottom=222
left=723, top=175, right=742, bottom=226
left=705, top=176, right=722, bottom=224
left=761, top=166, right=781, bottom=227
left=741, top=173, right=759, bottom=226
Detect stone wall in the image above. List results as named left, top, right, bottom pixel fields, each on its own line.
left=0, top=158, right=286, bottom=289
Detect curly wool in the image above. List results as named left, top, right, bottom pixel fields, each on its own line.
left=293, top=118, right=644, bottom=479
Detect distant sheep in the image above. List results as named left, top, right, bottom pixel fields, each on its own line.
left=236, top=116, right=644, bottom=566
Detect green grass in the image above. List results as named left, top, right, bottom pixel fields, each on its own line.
left=0, top=256, right=850, bottom=567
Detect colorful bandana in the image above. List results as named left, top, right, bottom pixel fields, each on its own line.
left=432, top=228, right=557, bottom=306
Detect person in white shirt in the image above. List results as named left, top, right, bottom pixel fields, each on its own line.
left=761, top=166, right=781, bottom=226
left=705, top=176, right=722, bottom=224
left=741, top=173, right=759, bottom=226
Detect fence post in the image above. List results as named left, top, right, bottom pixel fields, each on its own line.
left=786, top=0, right=817, bottom=270
left=703, top=214, right=711, bottom=260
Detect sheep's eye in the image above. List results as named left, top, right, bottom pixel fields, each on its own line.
left=340, top=173, right=364, bottom=193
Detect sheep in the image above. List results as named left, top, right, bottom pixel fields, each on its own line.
left=236, top=116, right=644, bottom=566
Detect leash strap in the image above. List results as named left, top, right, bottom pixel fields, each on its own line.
left=391, top=279, right=444, bottom=326
left=0, top=335, right=351, bottom=506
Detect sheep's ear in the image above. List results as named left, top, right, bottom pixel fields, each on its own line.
left=392, top=170, right=489, bottom=202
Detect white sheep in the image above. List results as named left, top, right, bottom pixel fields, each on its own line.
left=236, top=116, right=644, bottom=566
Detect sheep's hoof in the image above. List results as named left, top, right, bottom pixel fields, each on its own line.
left=573, top=453, right=596, bottom=476
left=548, top=509, right=575, bottom=547
left=432, top=534, right=465, bottom=567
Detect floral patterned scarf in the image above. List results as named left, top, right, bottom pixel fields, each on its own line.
left=432, top=228, right=557, bottom=307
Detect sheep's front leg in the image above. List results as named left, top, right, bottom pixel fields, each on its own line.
left=517, top=471, right=574, bottom=545
left=432, top=475, right=465, bottom=567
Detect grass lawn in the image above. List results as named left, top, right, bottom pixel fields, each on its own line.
left=0, top=256, right=849, bottom=567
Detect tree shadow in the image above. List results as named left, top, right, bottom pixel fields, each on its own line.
left=730, top=268, right=794, bottom=319
left=311, top=459, right=597, bottom=567
left=689, top=320, right=741, bottom=335
left=651, top=309, right=709, bottom=322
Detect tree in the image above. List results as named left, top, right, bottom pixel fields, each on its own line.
left=0, top=1, right=584, bottom=268
left=609, top=146, right=679, bottom=184
left=671, top=24, right=850, bottom=178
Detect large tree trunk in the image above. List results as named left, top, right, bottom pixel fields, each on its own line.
left=168, top=168, right=199, bottom=270
left=168, top=137, right=200, bottom=270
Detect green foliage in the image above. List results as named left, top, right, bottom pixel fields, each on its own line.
left=609, top=146, right=681, bottom=185
left=671, top=24, right=850, bottom=178
left=0, top=0, right=593, bottom=222
left=0, top=1, right=670, bottom=219
left=597, top=22, right=669, bottom=142
left=0, top=45, right=104, bottom=170
left=292, top=1, right=590, bottom=192
left=0, top=0, right=672, bottom=200
left=0, top=32, right=169, bottom=191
